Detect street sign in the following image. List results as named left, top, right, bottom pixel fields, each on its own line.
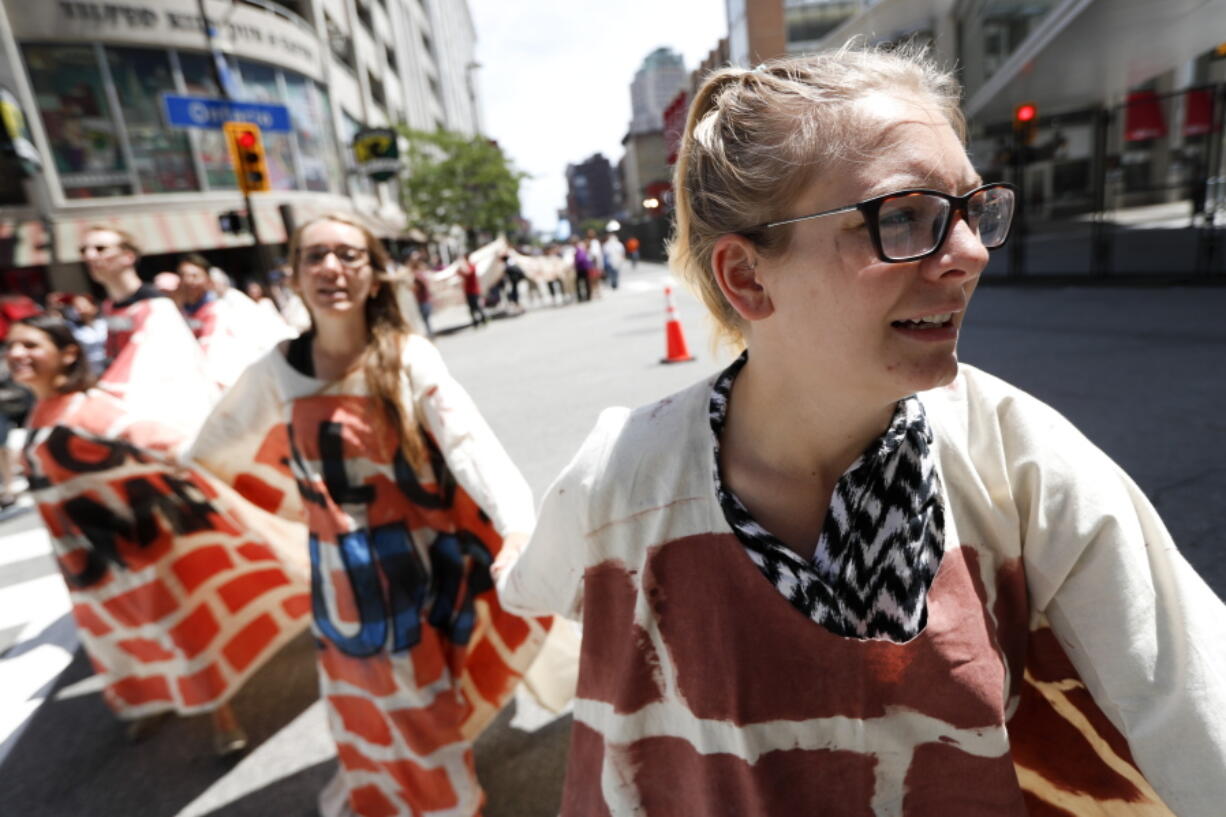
left=162, top=94, right=292, bottom=133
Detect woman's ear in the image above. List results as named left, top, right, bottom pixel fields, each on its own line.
left=711, top=234, right=774, bottom=322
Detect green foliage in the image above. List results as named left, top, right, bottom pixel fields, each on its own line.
left=398, top=127, right=527, bottom=242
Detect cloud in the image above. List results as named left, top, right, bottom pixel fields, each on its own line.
left=469, top=0, right=727, bottom=233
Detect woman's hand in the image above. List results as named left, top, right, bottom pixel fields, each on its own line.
left=492, top=531, right=530, bottom=582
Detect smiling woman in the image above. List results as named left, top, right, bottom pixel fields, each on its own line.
left=189, top=213, right=549, bottom=817
left=497, top=45, right=1226, bottom=816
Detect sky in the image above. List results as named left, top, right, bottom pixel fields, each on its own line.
left=467, top=0, right=728, bottom=235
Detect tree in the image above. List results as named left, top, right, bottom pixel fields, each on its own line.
left=398, top=127, right=527, bottom=247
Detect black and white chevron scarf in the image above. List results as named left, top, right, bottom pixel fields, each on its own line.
left=709, top=351, right=945, bottom=642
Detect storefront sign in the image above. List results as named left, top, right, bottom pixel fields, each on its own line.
left=353, top=127, right=401, bottom=182
left=163, top=94, right=292, bottom=132
left=8, top=0, right=322, bottom=82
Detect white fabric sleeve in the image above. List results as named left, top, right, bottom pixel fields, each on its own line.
left=1001, top=393, right=1226, bottom=816
left=405, top=334, right=534, bottom=538
left=186, top=351, right=284, bottom=486
left=497, top=406, right=627, bottom=621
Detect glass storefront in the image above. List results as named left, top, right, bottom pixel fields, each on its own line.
left=24, top=44, right=131, bottom=199
left=106, top=47, right=199, bottom=194
left=21, top=43, right=343, bottom=201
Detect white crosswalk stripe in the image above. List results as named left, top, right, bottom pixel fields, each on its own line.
left=0, top=502, right=77, bottom=765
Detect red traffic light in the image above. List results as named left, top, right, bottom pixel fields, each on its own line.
left=236, top=130, right=257, bottom=149
left=1014, top=103, right=1037, bottom=124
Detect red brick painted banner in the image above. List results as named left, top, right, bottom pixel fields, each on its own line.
left=285, top=393, right=550, bottom=816
left=23, top=389, right=310, bottom=717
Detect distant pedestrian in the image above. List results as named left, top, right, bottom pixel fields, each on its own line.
left=501, top=253, right=526, bottom=314
left=66, top=294, right=108, bottom=375
left=459, top=251, right=487, bottom=328
left=410, top=254, right=435, bottom=337
left=571, top=236, right=591, bottom=302
left=586, top=229, right=604, bottom=299
left=602, top=232, right=626, bottom=289
left=625, top=235, right=641, bottom=268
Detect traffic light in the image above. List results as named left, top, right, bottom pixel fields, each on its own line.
left=223, top=121, right=270, bottom=194
left=1013, top=101, right=1038, bottom=145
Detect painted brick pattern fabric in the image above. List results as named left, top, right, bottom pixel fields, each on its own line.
left=97, top=295, right=217, bottom=444
left=191, top=335, right=549, bottom=817
left=23, top=389, right=310, bottom=717
left=187, top=290, right=295, bottom=390
left=499, top=364, right=1226, bottom=816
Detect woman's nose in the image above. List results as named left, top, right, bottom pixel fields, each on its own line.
left=926, top=213, right=989, bottom=279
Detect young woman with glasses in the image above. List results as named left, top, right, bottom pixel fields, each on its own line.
left=190, top=214, right=549, bottom=817
left=497, top=47, right=1225, bottom=815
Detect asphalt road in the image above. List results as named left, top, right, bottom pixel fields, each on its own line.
left=1, top=260, right=1224, bottom=816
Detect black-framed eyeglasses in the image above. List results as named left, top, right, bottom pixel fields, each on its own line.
left=299, top=244, right=369, bottom=268
left=754, top=182, right=1017, bottom=263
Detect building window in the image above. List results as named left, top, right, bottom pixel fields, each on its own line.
left=785, top=0, right=859, bottom=45
left=326, top=13, right=356, bottom=73
left=385, top=44, right=397, bottom=71
left=23, top=44, right=133, bottom=198
left=235, top=59, right=299, bottom=191
left=355, top=0, right=374, bottom=33
left=284, top=72, right=341, bottom=193
left=105, top=46, right=199, bottom=194
left=368, top=69, right=386, bottom=111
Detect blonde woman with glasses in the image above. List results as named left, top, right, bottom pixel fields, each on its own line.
left=497, top=47, right=1226, bottom=815
left=191, top=214, right=549, bottom=817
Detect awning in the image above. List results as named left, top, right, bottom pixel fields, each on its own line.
left=966, top=0, right=1226, bottom=122
left=50, top=206, right=288, bottom=264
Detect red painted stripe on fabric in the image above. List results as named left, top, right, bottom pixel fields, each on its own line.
left=72, top=602, right=112, bottom=637
left=387, top=692, right=471, bottom=757
left=177, top=662, right=226, bottom=708
left=282, top=592, right=311, bottom=620
left=102, top=578, right=179, bottom=628
left=902, top=741, right=1027, bottom=815
left=578, top=560, right=664, bottom=714
left=381, top=756, right=459, bottom=813
left=329, top=694, right=393, bottom=746
left=223, top=613, right=279, bottom=673
left=349, top=784, right=398, bottom=817
left=169, top=603, right=221, bottom=660
left=318, top=641, right=397, bottom=697
left=236, top=541, right=277, bottom=563
left=111, top=674, right=173, bottom=707
left=217, top=567, right=291, bottom=614
left=409, top=627, right=445, bottom=689
left=466, top=637, right=518, bottom=707
left=116, top=637, right=177, bottom=663
left=171, top=545, right=235, bottom=594
left=336, top=742, right=381, bottom=774
left=233, top=473, right=288, bottom=515
left=490, top=606, right=532, bottom=652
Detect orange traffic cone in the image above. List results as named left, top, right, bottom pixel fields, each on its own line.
left=661, top=285, right=695, bottom=364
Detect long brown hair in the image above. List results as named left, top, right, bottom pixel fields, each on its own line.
left=287, top=213, right=427, bottom=469
left=15, top=313, right=96, bottom=395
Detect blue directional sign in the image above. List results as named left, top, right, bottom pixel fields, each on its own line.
left=162, top=94, right=292, bottom=133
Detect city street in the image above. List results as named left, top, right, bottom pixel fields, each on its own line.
left=2, top=259, right=1225, bottom=815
